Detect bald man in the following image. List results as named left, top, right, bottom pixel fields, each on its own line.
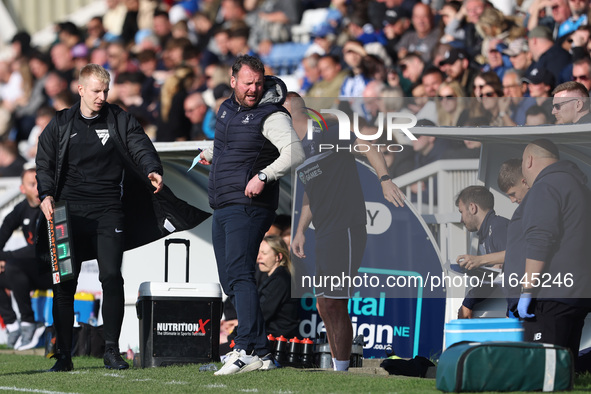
left=551, top=81, right=591, bottom=124
left=517, top=139, right=591, bottom=365
left=184, top=92, right=209, bottom=140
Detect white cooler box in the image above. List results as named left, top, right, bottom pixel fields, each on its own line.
left=136, top=281, right=222, bottom=367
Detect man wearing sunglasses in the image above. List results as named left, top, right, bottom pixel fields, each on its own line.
left=551, top=81, right=591, bottom=123
left=571, top=58, right=591, bottom=92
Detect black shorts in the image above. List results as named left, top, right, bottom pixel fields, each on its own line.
left=314, top=225, right=367, bottom=299
left=524, top=300, right=589, bottom=357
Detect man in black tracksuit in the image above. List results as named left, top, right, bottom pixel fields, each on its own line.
left=0, top=167, right=52, bottom=349
left=36, top=64, right=208, bottom=372
left=517, top=139, right=591, bottom=361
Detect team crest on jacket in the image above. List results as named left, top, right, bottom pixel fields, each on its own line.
left=96, top=129, right=109, bottom=145
left=242, top=114, right=255, bottom=124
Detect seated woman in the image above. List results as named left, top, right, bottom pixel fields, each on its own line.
left=257, top=235, right=299, bottom=339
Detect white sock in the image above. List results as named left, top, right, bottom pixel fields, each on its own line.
left=332, top=357, right=336, bottom=369
left=334, top=359, right=349, bottom=371
left=21, top=321, right=34, bottom=328
left=6, top=321, right=19, bottom=332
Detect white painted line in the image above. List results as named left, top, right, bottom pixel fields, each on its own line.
left=0, top=387, right=78, bottom=394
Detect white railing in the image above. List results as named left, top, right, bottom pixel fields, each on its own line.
left=393, top=159, right=479, bottom=215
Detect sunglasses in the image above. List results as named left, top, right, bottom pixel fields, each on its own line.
left=573, top=74, right=590, bottom=81
left=474, top=84, right=486, bottom=89
left=552, top=98, right=579, bottom=110
left=439, top=95, right=456, bottom=99
left=479, top=92, right=496, bottom=97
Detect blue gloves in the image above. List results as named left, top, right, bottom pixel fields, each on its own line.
left=517, top=293, right=535, bottom=318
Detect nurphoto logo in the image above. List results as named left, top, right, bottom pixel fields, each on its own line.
left=305, top=108, right=418, bottom=153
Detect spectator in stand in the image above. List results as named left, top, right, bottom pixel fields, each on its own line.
left=439, top=1, right=462, bottom=44
left=561, top=0, right=589, bottom=38
left=522, top=66, right=555, bottom=114
left=502, top=69, right=534, bottom=126
left=85, top=16, right=107, bottom=49
left=184, top=92, right=209, bottom=140
left=0, top=166, right=51, bottom=350
left=0, top=141, right=26, bottom=177
left=105, top=41, right=139, bottom=83
left=210, top=27, right=234, bottom=66
left=0, top=61, right=25, bottom=112
left=19, top=106, right=55, bottom=161
left=307, top=54, right=347, bottom=110
left=257, top=235, right=299, bottom=340
left=437, top=81, right=466, bottom=127
left=527, top=25, right=572, bottom=83
left=218, top=0, right=248, bottom=29
left=56, top=22, right=82, bottom=49
left=152, top=9, right=173, bottom=49
left=407, top=84, right=438, bottom=124
left=43, top=72, right=70, bottom=108
left=300, top=53, right=321, bottom=95
left=305, top=23, right=341, bottom=59
left=445, top=0, right=487, bottom=59
left=156, top=66, right=195, bottom=141
left=120, top=0, right=140, bottom=46
left=396, top=3, right=441, bottom=64
left=439, top=47, right=477, bottom=97
left=502, top=38, right=532, bottom=73
left=572, top=57, right=591, bottom=92
left=103, top=0, right=127, bottom=39
left=527, top=0, right=571, bottom=38
left=244, top=0, right=302, bottom=55
left=569, top=25, right=591, bottom=60
left=189, top=11, right=215, bottom=54
left=346, top=12, right=386, bottom=46
left=421, top=66, right=445, bottom=98
left=228, top=23, right=255, bottom=58
left=340, top=40, right=371, bottom=102
left=50, top=43, right=76, bottom=86
left=10, top=32, right=33, bottom=62
left=399, top=52, right=425, bottom=85
left=479, top=78, right=511, bottom=126
left=381, top=15, right=411, bottom=64
left=551, top=81, right=591, bottom=123
left=525, top=104, right=554, bottom=125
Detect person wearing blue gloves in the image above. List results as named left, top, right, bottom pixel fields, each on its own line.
left=517, top=138, right=591, bottom=360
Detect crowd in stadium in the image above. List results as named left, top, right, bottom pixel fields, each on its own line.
left=0, top=0, right=588, bottom=177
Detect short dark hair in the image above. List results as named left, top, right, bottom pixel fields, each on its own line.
left=455, top=185, right=494, bottom=211
left=231, top=55, right=265, bottom=77
left=497, top=158, right=523, bottom=192
left=552, top=81, right=590, bottom=98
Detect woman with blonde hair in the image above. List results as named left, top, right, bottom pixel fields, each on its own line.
left=156, top=65, right=195, bottom=141
left=437, top=81, right=466, bottom=126
left=257, top=235, right=299, bottom=340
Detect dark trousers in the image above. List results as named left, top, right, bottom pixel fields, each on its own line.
left=0, top=261, right=52, bottom=324
left=212, top=205, right=275, bottom=356
left=53, top=202, right=124, bottom=354
left=524, top=300, right=589, bottom=360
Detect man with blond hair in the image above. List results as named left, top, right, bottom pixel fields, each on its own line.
left=37, top=63, right=207, bottom=372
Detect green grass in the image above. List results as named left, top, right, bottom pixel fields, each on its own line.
left=1, top=354, right=591, bottom=393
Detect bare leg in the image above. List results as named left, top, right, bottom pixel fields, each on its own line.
left=317, top=297, right=352, bottom=361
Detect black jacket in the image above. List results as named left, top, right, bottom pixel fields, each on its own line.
left=258, top=265, right=299, bottom=338
left=522, top=160, right=591, bottom=306
left=36, top=102, right=210, bottom=254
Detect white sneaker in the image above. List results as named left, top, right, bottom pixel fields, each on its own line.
left=259, top=353, right=277, bottom=370
left=17, top=324, right=46, bottom=351
left=214, top=349, right=262, bottom=376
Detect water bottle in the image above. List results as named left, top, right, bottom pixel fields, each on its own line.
left=199, top=363, right=218, bottom=372
left=88, top=312, right=97, bottom=327
left=300, top=338, right=314, bottom=368
left=288, top=337, right=301, bottom=366
left=274, top=335, right=288, bottom=365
